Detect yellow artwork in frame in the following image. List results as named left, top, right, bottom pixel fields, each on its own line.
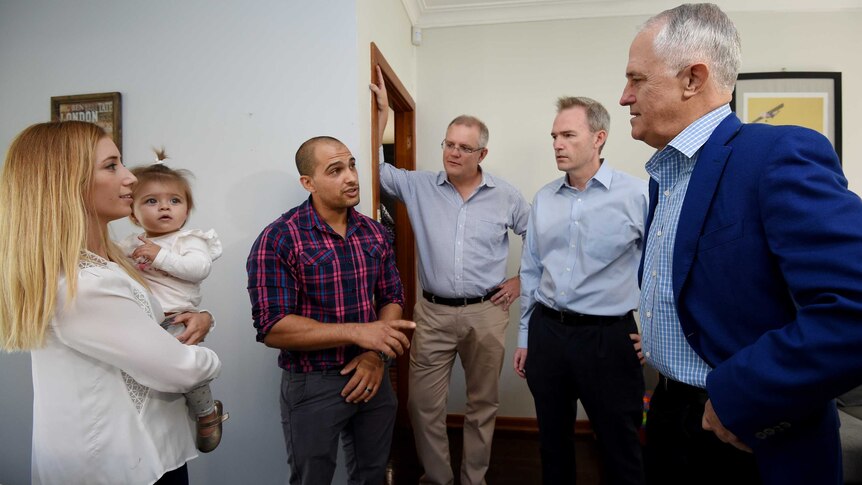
left=731, top=72, right=841, bottom=161
left=742, top=94, right=827, bottom=134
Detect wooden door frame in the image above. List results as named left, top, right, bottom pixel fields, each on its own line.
left=370, top=43, right=416, bottom=426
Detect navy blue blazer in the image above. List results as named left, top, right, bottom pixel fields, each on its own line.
left=642, top=114, right=862, bottom=483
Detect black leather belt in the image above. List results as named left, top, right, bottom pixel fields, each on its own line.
left=540, top=304, right=632, bottom=326
left=286, top=365, right=345, bottom=375
left=423, top=288, right=500, bottom=307
left=658, top=374, right=707, bottom=395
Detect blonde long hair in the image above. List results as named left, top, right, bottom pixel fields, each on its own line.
left=0, top=121, right=143, bottom=351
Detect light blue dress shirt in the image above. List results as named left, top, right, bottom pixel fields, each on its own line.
left=379, top=158, right=529, bottom=298
left=518, top=161, right=648, bottom=348
left=639, top=104, right=732, bottom=388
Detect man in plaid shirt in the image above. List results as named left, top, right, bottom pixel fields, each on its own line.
left=247, top=135, right=415, bottom=484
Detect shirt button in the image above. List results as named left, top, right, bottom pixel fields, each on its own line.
left=646, top=311, right=652, bottom=318
left=565, top=267, right=571, bottom=271
left=651, top=270, right=657, bottom=277
left=645, top=351, right=651, bottom=358
left=575, top=221, right=579, bottom=225
left=657, top=230, right=663, bottom=236
left=560, top=291, right=566, bottom=296
left=664, top=190, right=670, bottom=197
left=578, top=199, right=582, bottom=203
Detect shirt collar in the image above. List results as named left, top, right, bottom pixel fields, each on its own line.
left=554, top=159, right=613, bottom=193
left=297, top=196, right=363, bottom=234
left=436, top=167, right=496, bottom=188
left=667, top=104, right=732, bottom=158
left=645, top=104, right=731, bottom=180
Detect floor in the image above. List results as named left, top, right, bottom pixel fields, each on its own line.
left=385, top=426, right=603, bottom=484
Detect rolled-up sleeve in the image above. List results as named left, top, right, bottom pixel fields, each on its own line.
left=374, top=235, right=404, bottom=312
left=246, top=225, right=298, bottom=342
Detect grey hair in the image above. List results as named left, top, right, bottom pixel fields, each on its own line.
left=556, top=96, right=610, bottom=152
left=643, top=3, right=741, bottom=93
left=448, top=115, right=489, bottom=148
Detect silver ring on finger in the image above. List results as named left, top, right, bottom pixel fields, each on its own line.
left=364, top=387, right=373, bottom=393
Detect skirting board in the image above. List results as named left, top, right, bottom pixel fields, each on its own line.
left=445, top=414, right=593, bottom=436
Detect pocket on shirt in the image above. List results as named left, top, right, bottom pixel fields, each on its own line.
left=299, top=248, right=336, bottom=266
left=471, top=219, right=506, bottom=251
left=362, top=243, right=385, bottom=261
left=583, top=220, right=636, bottom=264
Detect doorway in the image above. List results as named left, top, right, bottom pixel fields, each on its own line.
left=370, top=43, right=417, bottom=426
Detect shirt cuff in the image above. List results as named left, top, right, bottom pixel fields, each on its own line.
left=517, top=332, right=528, bottom=348
left=198, top=308, right=216, bottom=333
left=152, top=246, right=169, bottom=269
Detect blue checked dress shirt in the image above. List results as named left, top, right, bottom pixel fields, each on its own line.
left=640, top=104, right=732, bottom=388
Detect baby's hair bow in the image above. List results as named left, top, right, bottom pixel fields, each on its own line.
left=153, top=147, right=169, bottom=165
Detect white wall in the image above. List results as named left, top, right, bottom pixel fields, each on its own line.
left=2, top=1, right=861, bottom=480
left=0, top=1, right=361, bottom=483
left=416, top=10, right=862, bottom=418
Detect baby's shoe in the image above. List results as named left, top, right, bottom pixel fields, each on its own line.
left=196, top=400, right=229, bottom=453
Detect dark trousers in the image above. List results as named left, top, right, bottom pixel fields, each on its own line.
left=280, top=368, right=397, bottom=485
left=644, top=375, right=760, bottom=485
left=525, top=306, right=645, bottom=485
left=155, top=464, right=188, bottom=485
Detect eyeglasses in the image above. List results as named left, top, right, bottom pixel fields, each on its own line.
left=441, top=141, right=484, bottom=154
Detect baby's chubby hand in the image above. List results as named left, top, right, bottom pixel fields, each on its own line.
left=131, top=235, right=161, bottom=267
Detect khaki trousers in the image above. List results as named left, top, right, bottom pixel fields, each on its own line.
left=408, top=297, right=509, bottom=485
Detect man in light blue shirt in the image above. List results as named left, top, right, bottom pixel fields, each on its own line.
left=515, top=96, right=647, bottom=485
left=372, top=67, right=529, bottom=485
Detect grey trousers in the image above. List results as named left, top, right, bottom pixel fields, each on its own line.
left=280, top=367, right=397, bottom=485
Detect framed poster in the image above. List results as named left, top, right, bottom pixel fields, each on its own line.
left=51, top=92, right=122, bottom=154
left=731, top=72, right=841, bottom=160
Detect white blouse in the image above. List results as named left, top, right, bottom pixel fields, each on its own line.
left=116, top=229, right=222, bottom=314
left=30, top=252, right=222, bottom=485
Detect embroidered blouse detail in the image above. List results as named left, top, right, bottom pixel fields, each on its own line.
left=79, top=251, right=109, bottom=270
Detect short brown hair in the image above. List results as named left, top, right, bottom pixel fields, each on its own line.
left=295, top=136, right=345, bottom=176
left=556, top=97, right=610, bottom=152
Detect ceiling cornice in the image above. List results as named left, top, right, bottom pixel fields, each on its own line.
left=400, top=0, right=862, bottom=29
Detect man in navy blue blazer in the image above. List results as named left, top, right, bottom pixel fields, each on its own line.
left=621, top=4, right=862, bottom=484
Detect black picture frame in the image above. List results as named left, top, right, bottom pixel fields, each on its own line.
left=731, top=72, right=841, bottom=161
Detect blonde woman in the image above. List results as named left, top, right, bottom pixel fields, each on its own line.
left=0, top=121, right=222, bottom=485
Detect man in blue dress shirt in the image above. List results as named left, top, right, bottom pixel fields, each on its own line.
left=622, top=4, right=862, bottom=484
left=515, top=96, right=648, bottom=485
left=372, top=67, right=530, bottom=485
